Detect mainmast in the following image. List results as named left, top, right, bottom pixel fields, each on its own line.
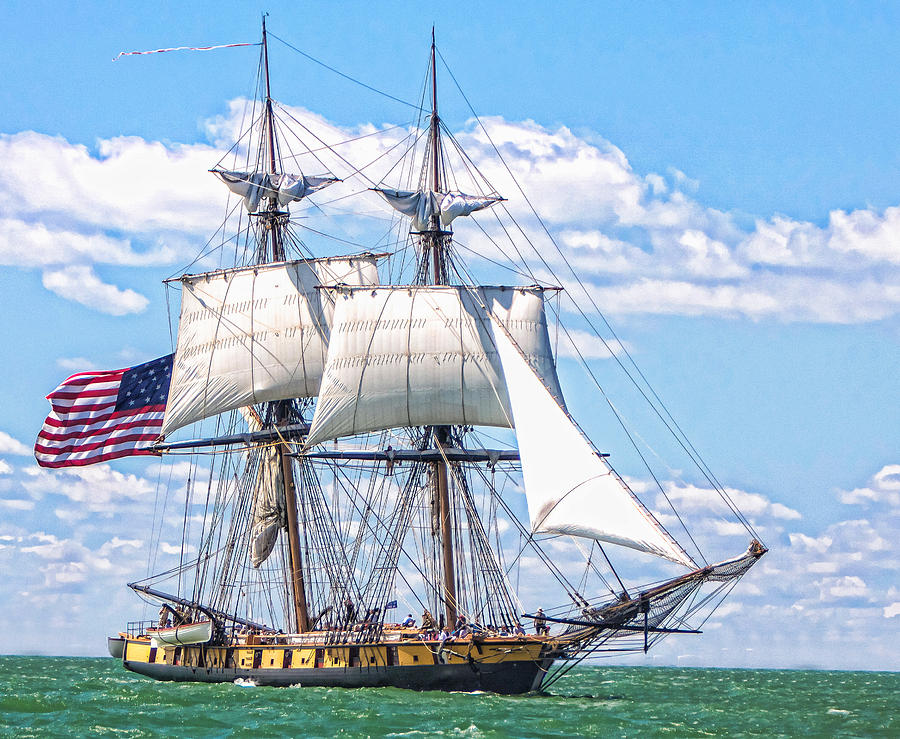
left=424, top=30, right=457, bottom=628
left=260, top=16, right=310, bottom=633
left=428, top=29, right=446, bottom=285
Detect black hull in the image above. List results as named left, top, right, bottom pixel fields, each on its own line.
left=123, top=657, right=552, bottom=694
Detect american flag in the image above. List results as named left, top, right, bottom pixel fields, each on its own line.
left=35, top=354, right=174, bottom=468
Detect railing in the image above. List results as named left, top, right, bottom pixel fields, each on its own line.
left=124, top=620, right=157, bottom=639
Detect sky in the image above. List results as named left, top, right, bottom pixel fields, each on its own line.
left=0, top=1, right=898, bottom=671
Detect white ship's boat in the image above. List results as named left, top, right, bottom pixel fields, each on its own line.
left=148, top=621, right=214, bottom=647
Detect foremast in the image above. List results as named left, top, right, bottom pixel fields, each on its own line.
left=259, top=16, right=309, bottom=633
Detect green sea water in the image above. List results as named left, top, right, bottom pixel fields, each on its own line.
left=0, top=657, right=895, bottom=738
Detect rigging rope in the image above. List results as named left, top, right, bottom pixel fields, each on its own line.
left=269, top=33, right=420, bottom=111
left=436, top=46, right=761, bottom=545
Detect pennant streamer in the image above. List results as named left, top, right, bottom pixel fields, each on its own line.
left=113, top=42, right=258, bottom=62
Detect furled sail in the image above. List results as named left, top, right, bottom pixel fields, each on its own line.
left=489, top=317, right=696, bottom=568
left=240, top=407, right=284, bottom=568
left=162, top=255, right=380, bottom=436
left=376, top=188, right=502, bottom=231
left=214, top=170, right=338, bottom=212
left=305, top=285, right=562, bottom=446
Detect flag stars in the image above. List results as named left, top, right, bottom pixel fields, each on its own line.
left=115, top=353, right=174, bottom=413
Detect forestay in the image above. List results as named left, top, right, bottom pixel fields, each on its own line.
left=162, top=256, right=380, bottom=436
left=490, top=316, right=696, bottom=569
left=305, top=286, right=562, bottom=446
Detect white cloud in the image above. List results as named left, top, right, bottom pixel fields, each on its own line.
left=0, top=130, right=219, bottom=314
left=0, top=498, right=33, bottom=510
left=632, top=459, right=900, bottom=667
left=656, top=481, right=802, bottom=522
left=788, top=532, right=832, bottom=554
left=160, top=541, right=196, bottom=555
left=4, top=105, right=900, bottom=323
left=558, top=229, right=651, bottom=275
left=741, top=209, right=900, bottom=268
left=0, top=218, right=174, bottom=268
left=41, top=265, right=149, bottom=315
left=445, top=117, right=900, bottom=324
left=8, top=531, right=147, bottom=595
left=57, top=356, right=99, bottom=372
left=0, top=131, right=222, bottom=236
left=673, top=229, right=748, bottom=279
left=839, top=464, right=900, bottom=507
left=0, top=431, right=30, bottom=456
left=874, top=464, right=900, bottom=490
left=575, top=275, right=898, bottom=324
left=817, top=575, right=869, bottom=601
left=22, top=463, right=156, bottom=513
left=555, top=328, right=628, bottom=360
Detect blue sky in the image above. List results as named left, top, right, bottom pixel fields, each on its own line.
left=0, top=2, right=898, bottom=670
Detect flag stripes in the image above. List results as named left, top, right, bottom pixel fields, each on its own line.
left=35, top=355, right=173, bottom=468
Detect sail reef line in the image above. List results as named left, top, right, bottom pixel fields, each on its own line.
left=162, top=255, right=380, bottom=435
left=305, top=285, right=562, bottom=446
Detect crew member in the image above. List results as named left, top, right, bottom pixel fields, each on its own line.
left=344, top=596, right=355, bottom=623
left=534, top=608, right=549, bottom=636
left=421, top=610, right=436, bottom=631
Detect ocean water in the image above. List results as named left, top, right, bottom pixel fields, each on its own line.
left=0, top=657, right=895, bottom=738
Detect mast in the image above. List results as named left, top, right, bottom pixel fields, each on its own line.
left=429, top=28, right=444, bottom=285
left=262, top=16, right=284, bottom=264
left=261, top=16, right=310, bottom=633
left=425, top=29, right=457, bottom=627
left=434, top=427, right=457, bottom=627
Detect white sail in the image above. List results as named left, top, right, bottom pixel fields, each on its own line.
left=490, top=316, right=696, bottom=568
left=305, top=285, right=562, bottom=446
left=214, top=170, right=338, bottom=212
left=241, top=407, right=284, bottom=568
left=377, top=188, right=502, bottom=231
left=162, top=255, right=380, bottom=436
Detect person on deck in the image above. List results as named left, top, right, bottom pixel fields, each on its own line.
left=514, top=622, right=526, bottom=636
left=421, top=609, right=436, bottom=632
left=344, top=596, right=355, bottom=624
left=402, top=614, right=416, bottom=628
left=452, top=615, right=469, bottom=638
left=534, top=608, right=549, bottom=636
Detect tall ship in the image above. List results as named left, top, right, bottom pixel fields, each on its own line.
left=37, top=21, right=765, bottom=694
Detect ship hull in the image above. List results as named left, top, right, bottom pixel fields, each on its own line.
left=123, top=657, right=550, bottom=693
left=119, top=635, right=554, bottom=694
